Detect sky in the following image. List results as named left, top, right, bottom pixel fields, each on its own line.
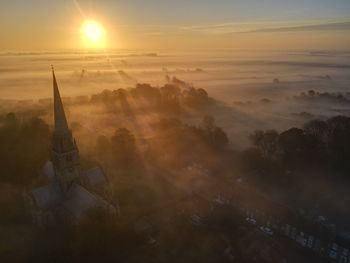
left=1, top=0, right=350, bottom=50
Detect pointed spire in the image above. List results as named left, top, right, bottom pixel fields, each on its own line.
left=52, top=66, right=69, bottom=134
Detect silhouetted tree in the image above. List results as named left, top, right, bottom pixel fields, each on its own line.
left=160, top=84, right=181, bottom=113
left=327, top=116, right=350, bottom=173
left=0, top=115, right=50, bottom=185
left=250, top=130, right=279, bottom=159
left=182, top=87, right=211, bottom=109
left=278, top=128, right=304, bottom=168
left=200, top=115, right=228, bottom=149
left=130, top=83, right=161, bottom=107
left=72, top=208, right=140, bottom=262
left=201, top=115, right=215, bottom=133
left=303, top=119, right=328, bottom=141
left=111, top=128, right=137, bottom=167
left=212, top=127, right=229, bottom=149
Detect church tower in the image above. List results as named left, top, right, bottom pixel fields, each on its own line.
left=51, top=68, right=81, bottom=192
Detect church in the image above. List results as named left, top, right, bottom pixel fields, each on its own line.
left=28, top=68, right=117, bottom=228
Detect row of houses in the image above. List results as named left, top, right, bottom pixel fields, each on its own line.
left=206, top=182, right=350, bottom=263
left=141, top=161, right=350, bottom=262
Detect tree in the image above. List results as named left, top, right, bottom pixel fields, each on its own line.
left=327, top=116, right=350, bottom=173
left=201, top=115, right=215, bottom=133
left=0, top=115, right=50, bottom=185
left=112, top=88, right=127, bottom=100
left=303, top=119, right=328, bottom=141
left=161, top=84, right=181, bottom=100
left=130, top=83, right=161, bottom=106
left=197, top=88, right=209, bottom=100
left=200, top=115, right=229, bottom=149
left=278, top=128, right=304, bottom=169
left=111, top=128, right=137, bottom=167
left=279, top=128, right=304, bottom=153
left=72, top=208, right=140, bottom=262
left=308, top=90, right=316, bottom=96
left=301, top=119, right=328, bottom=165
left=212, top=127, right=229, bottom=149
left=249, top=130, right=279, bottom=159
left=160, top=84, right=181, bottom=113
left=182, top=87, right=210, bottom=109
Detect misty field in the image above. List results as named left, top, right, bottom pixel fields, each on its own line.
left=1, top=49, right=350, bottom=148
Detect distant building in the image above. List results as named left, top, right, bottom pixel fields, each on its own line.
left=28, top=68, right=117, bottom=228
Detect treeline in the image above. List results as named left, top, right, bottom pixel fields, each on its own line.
left=0, top=113, right=50, bottom=185
left=38, top=81, right=214, bottom=114
left=93, top=115, right=229, bottom=170
left=90, top=82, right=214, bottom=112
left=244, top=115, right=350, bottom=177
left=150, top=115, right=229, bottom=167
left=95, top=127, right=139, bottom=170
left=293, top=89, right=350, bottom=104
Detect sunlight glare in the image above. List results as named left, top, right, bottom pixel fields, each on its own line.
left=81, top=20, right=106, bottom=48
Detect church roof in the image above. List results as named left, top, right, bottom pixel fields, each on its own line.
left=32, top=182, right=63, bottom=210
left=42, top=160, right=54, bottom=180
left=84, top=167, right=107, bottom=186
left=32, top=182, right=109, bottom=219
left=52, top=67, right=69, bottom=134
left=63, top=184, right=100, bottom=219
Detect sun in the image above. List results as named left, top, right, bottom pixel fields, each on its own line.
left=81, top=20, right=106, bottom=48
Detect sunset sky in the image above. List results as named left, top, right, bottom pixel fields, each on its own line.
left=1, top=0, right=350, bottom=50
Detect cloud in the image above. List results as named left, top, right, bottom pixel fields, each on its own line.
left=180, top=22, right=263, bottom=34
left=180, top=21, right=350, bottom=35
left=248, top=21, right=350, bottom=33
left=86, top=20, right=350, bottom=38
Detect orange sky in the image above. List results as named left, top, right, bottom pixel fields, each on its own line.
left=1, top=0, right=350, bottom=51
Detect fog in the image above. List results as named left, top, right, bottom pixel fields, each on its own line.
left=1, top=49, right=350, bottom=262
left=1, top=49, right=350, bottom=148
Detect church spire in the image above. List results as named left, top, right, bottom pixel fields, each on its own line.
left=51, top=66, right=80, bottom=192
left=52, top=66, right=69, bottom=134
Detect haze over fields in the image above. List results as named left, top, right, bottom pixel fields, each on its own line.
left=1, top=49, right=350, bottom=147
left=2, top=1, right=350, bottom=262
